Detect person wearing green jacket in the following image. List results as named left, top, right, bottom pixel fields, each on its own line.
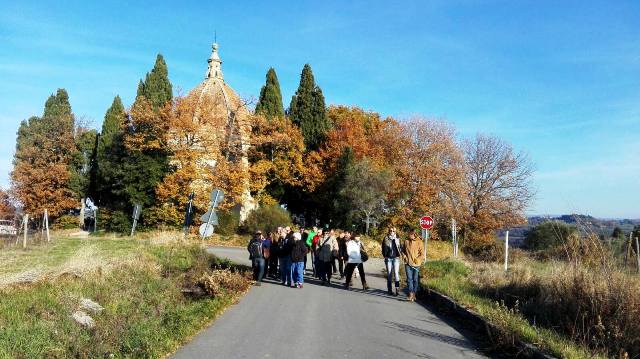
left=306, top=226, right=317, bottom=275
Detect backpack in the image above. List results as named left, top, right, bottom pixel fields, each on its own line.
left=248, top=240, right=263, bottom=259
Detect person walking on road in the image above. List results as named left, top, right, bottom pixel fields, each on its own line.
left=401, top=231, right=425, bottom=302
left=311, top=229, right=322, bottom=278
left=344, top=234, right=369, bottom=290
left=247, top=231, right=265, bottom=286
left=382, top=227, right=402, bottom=296
left=291, top=232, right=308, bottom=288
left=267, top=231, right=279, bottom=278
left=278, top=229, right=294, bottom=286
left=317, top=229, right=339, bottom=285
left=336, top=232, right=348, bottom=279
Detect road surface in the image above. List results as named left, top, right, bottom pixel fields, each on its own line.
left=172, top=246, right=489, bottom=359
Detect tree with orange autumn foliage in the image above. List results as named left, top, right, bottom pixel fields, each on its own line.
left=0, top=189, right=16, bottom=219
left=10, top=89, right=79, bottom=218
left=150, top=93, right=250, bottom=226
left=248, top=114, right=305, bottom=204
left=388, top=118, right=467, bottom=238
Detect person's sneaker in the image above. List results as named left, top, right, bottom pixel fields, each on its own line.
left=362, top=283, right=369, bottom=290
left=387, top=289, right=393, bottom=295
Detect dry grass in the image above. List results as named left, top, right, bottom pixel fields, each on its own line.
left=0, top=232, right=251, bottom=358
left=467, top=235, right=640, bottom=358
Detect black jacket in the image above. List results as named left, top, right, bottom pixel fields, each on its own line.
left=277, top=236, right=294, bottom=258
left=291, top=240, right=308, bottom=262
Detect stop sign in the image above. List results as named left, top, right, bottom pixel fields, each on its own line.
left=420, top=216, right=434, bottom=230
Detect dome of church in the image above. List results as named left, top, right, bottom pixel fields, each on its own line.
left=185, top=43, right=255, bottom=220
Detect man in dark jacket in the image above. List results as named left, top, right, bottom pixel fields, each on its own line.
left=291, top=232, right=308, bottom=288
left=247, top=231, right=265, bottom=286
left=278, top=229, right=294, bottom=286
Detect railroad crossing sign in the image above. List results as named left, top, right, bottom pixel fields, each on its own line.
left=420, top=216, right=434, bottom=230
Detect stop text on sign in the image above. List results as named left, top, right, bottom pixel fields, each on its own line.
left=420, top=216, right=434, bottom=230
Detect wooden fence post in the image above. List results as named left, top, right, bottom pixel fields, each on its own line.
left=22, top=214, right=28, bottom=249
left=504, top=230, right=509, bottom=272
left=45, top=209, right=50, bottom=242
left=635, top=237, right=640, bottom=274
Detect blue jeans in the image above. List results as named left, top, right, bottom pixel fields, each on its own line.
left=385, top=257, right=400, bottom=291
left=292, top=261, right=305, bottom=285
left=252, top=258, right=265, bottom=282
left=405, top=264, right=420, bottom=294
left=279, top=256, right=292, bottom=285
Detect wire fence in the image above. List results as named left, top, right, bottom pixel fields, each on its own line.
left=0, top=213, right=52, bottom=250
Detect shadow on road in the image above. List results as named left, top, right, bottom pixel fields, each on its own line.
left=384, top=321, right=476, bottom=349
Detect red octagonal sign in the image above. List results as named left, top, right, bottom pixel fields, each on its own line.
left=420, top=216, right=434, bottom=230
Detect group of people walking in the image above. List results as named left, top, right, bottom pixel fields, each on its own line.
left=247, top=226, right=425, bottom=301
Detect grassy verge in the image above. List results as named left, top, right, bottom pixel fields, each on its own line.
left=0, top=233, right=250, bottom=358
left=422, top=259, right=603, bottom=359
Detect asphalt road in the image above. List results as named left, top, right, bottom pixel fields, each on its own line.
left=172, top=246, right=488, bottom=359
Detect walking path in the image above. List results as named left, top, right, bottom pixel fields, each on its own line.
left=172, top=246, right=489, bottom=359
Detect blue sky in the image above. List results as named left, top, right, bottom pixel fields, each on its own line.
left=0, top=1, right=638, bottom=218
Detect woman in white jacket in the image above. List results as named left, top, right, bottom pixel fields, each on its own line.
left=343, top=234, right=369, bottom=290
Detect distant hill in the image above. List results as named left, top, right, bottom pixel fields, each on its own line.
left=501, top=214, right=640, bottom=247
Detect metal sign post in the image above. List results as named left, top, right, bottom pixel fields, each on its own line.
left=200, top=189, right=224, bottom=239
left=420, top=215, right=434, bottom=261
left=183, top=192, right=194, bottom=236
left=130, top=204, right=142, bottom=237
left=421, top=228, right=429, bottom=261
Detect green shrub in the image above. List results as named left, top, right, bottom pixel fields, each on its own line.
left=52, top=214, right=79, bottom=230
left=101, top=210, right=132, bottom=234
left=524, top=221, right=577, bottom=250
left=462, top=239, right=504, bottom=261
left=215, top=210, right=240, bottom=235
left=243, top=205, right=291, bottom=234
left=424, top=259, right=469, bottom=280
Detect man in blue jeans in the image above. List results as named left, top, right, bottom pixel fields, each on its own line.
left=401, top=231, right=425, bottom=302
left=382, top=227, right=401, bottom=296
left=290, top=232, right=308, bottom=288
left=247, top=231, right=266, bottom=286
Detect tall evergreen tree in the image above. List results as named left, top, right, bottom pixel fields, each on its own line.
left=137, top=54, right=173, bottom=109
left=255, top=68, right=284, bottom=119
left=122, top=53, right=174, bottom=217
left=95, top=96, right=128, bottom=209
left=289, top=64, right=330, bottom=150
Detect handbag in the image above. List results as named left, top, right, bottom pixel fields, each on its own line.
left=359, top=242, right=369, bottom=262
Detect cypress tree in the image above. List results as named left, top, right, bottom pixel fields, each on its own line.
left=255, top=68, right=284, bottom=119
left=289, top=64, right=330, bottom=150
left=121, top=53, right=173, bottom=217
left=137, top=54, right=173, bottom=109
left=96, top=96, right=128, bottom=209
